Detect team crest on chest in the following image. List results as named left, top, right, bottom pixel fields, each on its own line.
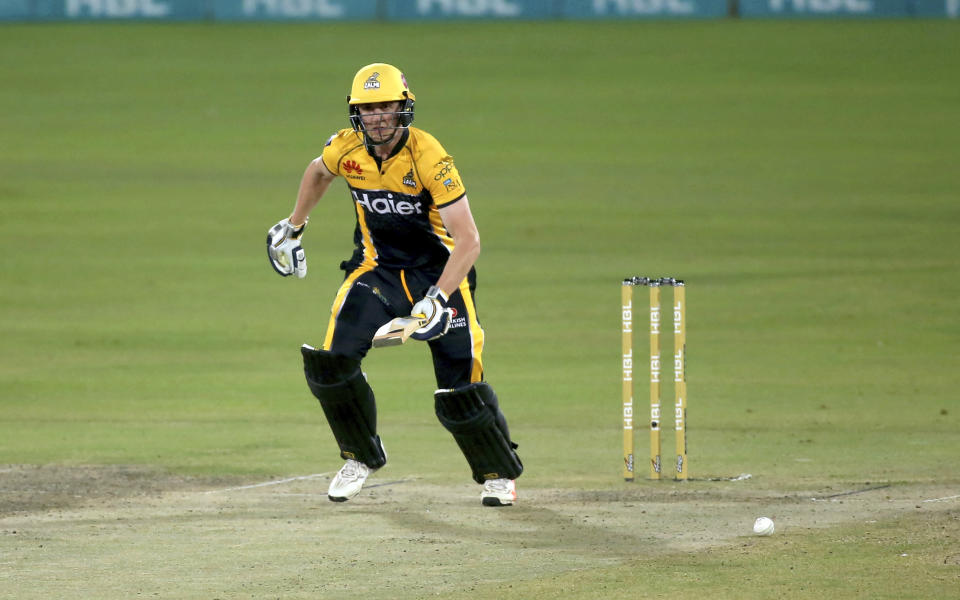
left=402, top=169, right=417, bottom=188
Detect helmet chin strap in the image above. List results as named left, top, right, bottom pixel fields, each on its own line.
left=362, top=124, right=408, bottom=147
left=363, top=126, right=398, bottom=147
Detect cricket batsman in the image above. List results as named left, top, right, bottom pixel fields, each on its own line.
left=266, top=63, right=523, bottom=506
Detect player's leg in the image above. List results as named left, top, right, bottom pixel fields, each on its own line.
left=302, top=345, right=384, bottom=501
left=415, top=270, right=523, bottom=506
left=303, top=267, right=405, bottom=501
left=434, top=383, right=523, bottom=506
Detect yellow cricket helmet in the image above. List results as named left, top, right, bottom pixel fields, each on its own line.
left=348, top=63, right=415, bottom=106
left=347, top=63, right=415, bottom=143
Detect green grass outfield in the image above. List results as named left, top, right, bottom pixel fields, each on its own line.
left=1, top=20, right=959, bottom=599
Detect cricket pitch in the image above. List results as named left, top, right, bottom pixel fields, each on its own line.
left=2, top=465, right=957, bottom=599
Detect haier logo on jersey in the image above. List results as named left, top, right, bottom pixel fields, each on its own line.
left=352, top=190, right=424, bottom=216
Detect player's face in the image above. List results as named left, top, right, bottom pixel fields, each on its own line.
left=357, top=101, right=402, bottom=143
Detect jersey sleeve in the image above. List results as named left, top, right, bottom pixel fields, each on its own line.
left=416, top=132, right=466, bottom=207
left=320, top=129, right=361, bottom=177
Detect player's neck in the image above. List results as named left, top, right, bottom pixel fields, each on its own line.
left=366, top=128, right=408, bottom=162
left=371, top=138, right=398, bottom=160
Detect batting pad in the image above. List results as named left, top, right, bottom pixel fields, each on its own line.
left=302, top=345, right=386, bottom=469
left=435, top=383, right=523, bottom=484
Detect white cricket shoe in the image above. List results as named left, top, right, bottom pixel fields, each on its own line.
left=328, top=459, right=372, bottom=502
left=481, top=478, right=516, bottom=507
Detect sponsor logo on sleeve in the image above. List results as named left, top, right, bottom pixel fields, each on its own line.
left=433, top=160, right=454, bottom=181
left=433, top=160, right=461, bottom=192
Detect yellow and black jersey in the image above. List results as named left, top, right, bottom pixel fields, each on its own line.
left=321, top=126, right=466, bottom=270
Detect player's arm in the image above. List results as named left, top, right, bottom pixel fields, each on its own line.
left=290, top=157, right=336, bottom=226
left=409, top=196, right=480, bottom=341
left=435, top=196, right=481, bottom=298
left=267, top=157, right=337, bottom=279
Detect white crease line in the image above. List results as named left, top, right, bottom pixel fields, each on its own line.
left=204, top=472, right=332, bottom=494
left=922, top=494, right=960, bottom=503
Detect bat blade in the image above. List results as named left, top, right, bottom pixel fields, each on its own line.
left=371, top=315, right=427, bottom=348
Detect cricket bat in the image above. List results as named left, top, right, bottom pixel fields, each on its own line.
left=371, top=314, right=427, bottom=348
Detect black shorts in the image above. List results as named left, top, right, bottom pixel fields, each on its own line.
left=319, top=264, right=485, bottom=389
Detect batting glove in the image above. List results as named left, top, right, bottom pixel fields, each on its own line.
left=267, top=217, right=307, bottom=279
left=410, top=286, right=454, bottom=341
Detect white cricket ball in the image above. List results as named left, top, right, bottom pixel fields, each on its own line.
left=753, top=517, right=775, bottom=536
